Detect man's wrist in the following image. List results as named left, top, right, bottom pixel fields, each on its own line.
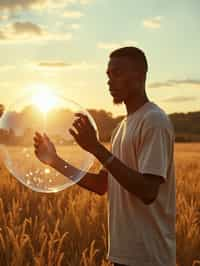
left=49, top=154, right=60, bottom=169
left=102, top=154, right=115, bottom=167
left=91, top=142, right=103, bottom=157
left=91, top=142, right=115, bottom=168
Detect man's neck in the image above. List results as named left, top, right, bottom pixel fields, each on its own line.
left=125, top=95, right=150, bottom=116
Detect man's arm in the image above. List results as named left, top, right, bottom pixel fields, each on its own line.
left=34, top=114, right=164, bottom=204
left=50, top=144, right=161, bottom=203
left=68, top=113, right=164, bottom=205
left=78, top=169, right=108, bottom=195
left=92, top=143, right=164, bottom=204
left=33, top=132, right=108, bottom=196
left=50, top=155, right=108, bottom=196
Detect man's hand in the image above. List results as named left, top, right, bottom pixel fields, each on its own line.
left=69, top=113, right=100, bottom=154
left=33, top=132, right=58, bottom=166
left=0, top=104, right=4, bottom=118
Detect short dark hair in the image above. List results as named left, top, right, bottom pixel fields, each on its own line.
left=110, top=46, right=148, bottom=74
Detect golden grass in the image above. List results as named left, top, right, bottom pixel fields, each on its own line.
left=175, top=143, right=200, bottom=266
left=0, top=143, right=199, bottom=266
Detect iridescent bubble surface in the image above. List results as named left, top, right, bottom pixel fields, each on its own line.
left=0, top=91, right=98, bottom=192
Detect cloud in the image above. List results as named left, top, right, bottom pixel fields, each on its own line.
left=0, top=0, right=92, bottom=12
left=0, top=21, right=72, bottom=43
left=98, top=40, right=137, bottom=50
left=0, top=64, right=16, bottom=71
left=149, top=79, right=200, bottom=89
left=71, top=24, right=80, bottom=29
left=63, top=10, right=83, bottom=18
left=0, top=0, right=47, bottom=11
left=32, top=60, right=97, bottom=71
left=0, top=15, right=8, bottom=20
left=143, top=16, right=162, bottom=29
left=79, top=0, right=93, bottom=4
left=50, top=0, right=93, bottom=7
left=0, top=31, right=6, bottom=40
left=13, top=21, right=42, bottom=35
left=0, top=81, right=11, bottom=87
left=162, top=96, right=198, bottom=103
left=38, top=61, right=70, bottom=68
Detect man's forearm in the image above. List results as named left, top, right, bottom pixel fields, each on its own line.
left=50, top=155, right=107, bottom=195
left=78, top=169, right=107, bottom=195
left=92, top=143, right=151, bottom=202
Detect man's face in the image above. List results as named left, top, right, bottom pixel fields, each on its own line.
left=106, top=56, right=139, bottom=104
left=0, top=104, right=4, bottom=118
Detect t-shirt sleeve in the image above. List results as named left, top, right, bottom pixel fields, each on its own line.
left=137, top=126, right=173, bottom=181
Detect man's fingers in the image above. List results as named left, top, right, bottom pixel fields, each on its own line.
left=74, top=113, right=94, bottom=131
left=69, top=128, right=77, bottom=137
left=43, top=134, right=50, bottom=145
left=34, top=132, right=46, bottom=146
left=34, top=150, right=39, bottom=158
left=34, top=143, right=39, bottom=149
left=75, top=112, right=87, bottom=118
left=35, top=131, right=43, bottom=140
left=75, top=113, right=89, bottom=124
left=33, top=141, right=40, bottom=149
left=33, top=137, right=43, bottom=147
left=75, top=113, right=88, bottom=121
left=43, top=133, right=50, bottom=142
left=72, top=119, right=83, bottom=132
left=34, top=150, right=42, bottom=161
left=35, top=131, right=42, bottom=137
left=33, top=135, right=41, bottom=142
left=69, top=128, right=78, bottom=140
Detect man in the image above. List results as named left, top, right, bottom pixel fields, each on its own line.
left=0, top=104, right=4, bottom=117
left=34, top=47, right=176, bottom=266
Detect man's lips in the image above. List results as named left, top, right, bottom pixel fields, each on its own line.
left=108, top=82, right=121, bottom=97
left=109, top=88, right=120, bottom=97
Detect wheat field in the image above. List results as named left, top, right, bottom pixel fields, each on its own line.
left=0, top=143, right=200, bottom=266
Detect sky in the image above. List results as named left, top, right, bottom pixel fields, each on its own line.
left=0, top=0, right=200, bottom=117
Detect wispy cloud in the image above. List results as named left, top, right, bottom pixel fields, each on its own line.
left=0, top=21, right=72, bottom=43
left=0, top=0, right=47, bottom=11
left=32, top=60, right=97, bottom=70
left=162, top=96, right=198, bottom=103
left=97, top=40, right=137, bottom=50
left=149, top=79, right=200, bottom=88
left=143, top=16, right=162, bottom=29
left=0, top=0, right=92, bottom=12
left=37, top=61, right=70, bottom=68
left=0, top=64, right=16, bottom=71
left=63, top=10, right=83, bottom=18
left=13, top=21, right=42, bottom=35
left=0, top=15, right=8, bottom=20
left=79, top=0, right=93, bottom=4
left=71, top=24, right=80, bottom=29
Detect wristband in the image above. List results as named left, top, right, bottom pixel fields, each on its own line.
left=103, top=155, right=115, bottom=167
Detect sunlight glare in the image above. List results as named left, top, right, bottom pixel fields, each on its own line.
left=31, top=88, right=58, bottom=114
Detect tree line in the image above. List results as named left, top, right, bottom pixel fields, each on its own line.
left=88, top=109, right=200, bottom=142
left=0, top=107, right=199, bottom=145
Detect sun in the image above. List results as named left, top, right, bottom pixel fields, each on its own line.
left=31, top=89, right=58, bottom=114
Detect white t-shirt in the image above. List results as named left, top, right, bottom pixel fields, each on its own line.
left=107, top=101, right=176, bottom=266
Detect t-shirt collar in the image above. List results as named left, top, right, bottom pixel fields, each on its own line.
left=124, top=101, right=153, bottom=121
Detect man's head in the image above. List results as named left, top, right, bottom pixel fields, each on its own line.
left=107, top=46, right=148, bottom=104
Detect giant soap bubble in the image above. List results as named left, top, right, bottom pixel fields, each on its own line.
left=0, top=89, right=98, bottom=193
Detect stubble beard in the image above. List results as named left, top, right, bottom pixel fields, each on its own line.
left=113, top=97, right=124, bottom=105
